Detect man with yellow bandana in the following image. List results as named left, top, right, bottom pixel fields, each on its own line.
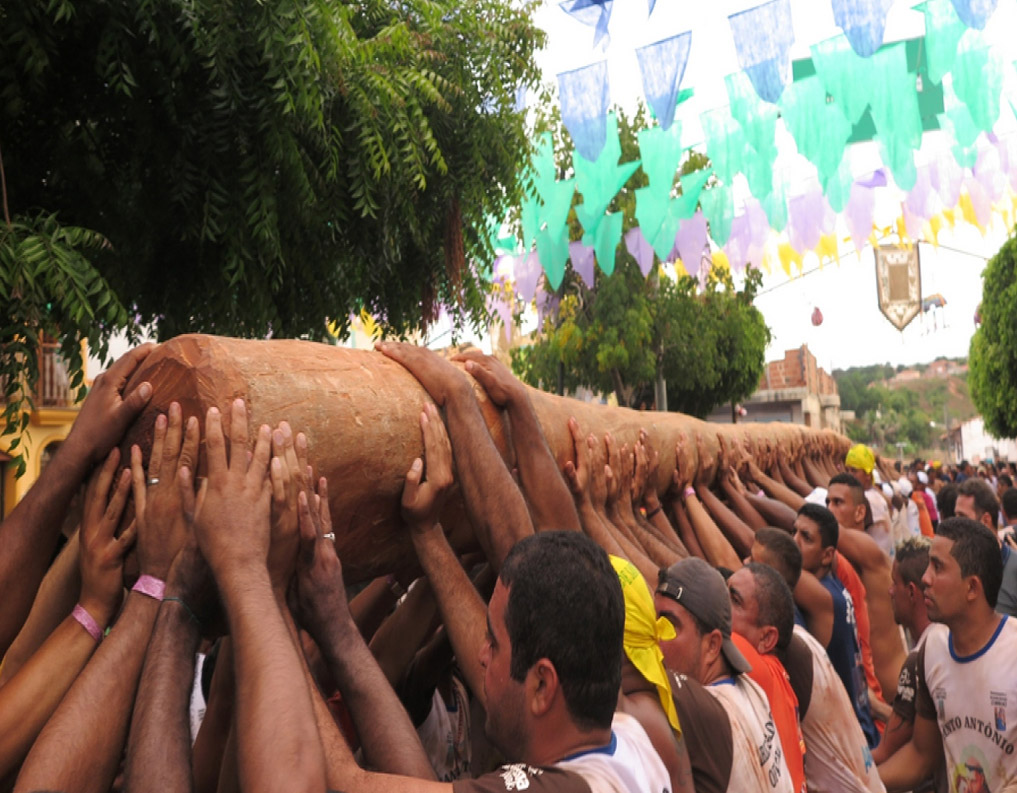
left=610, top=556, right=696, bottom=793
left=845, top=444, right=893, bottom=556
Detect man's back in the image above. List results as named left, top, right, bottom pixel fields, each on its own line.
left=790, top=627, right=885, bottom=793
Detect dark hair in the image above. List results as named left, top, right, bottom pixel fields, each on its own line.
left=999, top=474, right=1013, bottom=489
left=754, top=527, right=803, bottom=589
left=1002, top=488, right=1017, bottom=522
left=958, top=478, right=1000, bottom=529
left=499, top=531, right=623, bottom=730
left=797, top=503, right=839, bottom=549
left=744, top=562, right=795, bottom=651
left=935, top=517, right=1004, bottom=608
left=937, top=483, right=959, bottom=519
left=894, top=536, right=931, bottom=588
left=829, top=472, right=866, bottom=506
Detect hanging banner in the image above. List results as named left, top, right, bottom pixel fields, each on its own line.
left=874, top=244, right=922, bottom=330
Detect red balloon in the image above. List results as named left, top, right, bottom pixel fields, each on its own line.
left=811, top=307, right=823, bottom=326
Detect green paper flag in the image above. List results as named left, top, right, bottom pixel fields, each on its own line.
left=952, top=32, right=1003, bottom=134
left=701, top=108, right=747, bottom=185
left=700, top=184, right=734, bottom=245
left=762, top=178, right=788, bottom=232
left=868, top=43, right=921, bottom=190
left=824, top=158, right=854, bottom=213
left=574, top=113, right=641, bottom=236
left=810, top=35, right=874, bottom=126
left=521, top=194, right=540, bottom=249
left=535, top=227, right=570, bottom=290
left=779, top=75, right=851, bottom=188
left=726, top=72, right=778, bottom=162
left=918, top=0, right=966, bottom=84
left=592, top=212, right=624, bottom=276
left=638, top=124, right=684, bottom=190
left=635, top=186, right=681, bottom=261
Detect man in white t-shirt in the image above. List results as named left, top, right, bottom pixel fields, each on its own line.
left=877, top=517, right=1017, bottom=793
left=657, top=557, right=794, bottom=793
left=845, top=444, right=893, bottom=556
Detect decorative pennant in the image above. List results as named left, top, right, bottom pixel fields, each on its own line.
left=723, top=198, right=769, bottom=271
left=514, top=250, right=542, bottom=304
left=962, top=179, right=992, bottom=231
left=635, top=32, right=693, bottom=131
left=868, top=42, right=922, bottom=190
left=521, top=194, right=540, bottom=250
left=952, top=32, right=1003, bottom=134
left=559, top=0, right=614, bottom=48
left=673, top=211, right=709, bottom=278
left=810, top=35, right=874, bottom=126
left=948, top=0, right=999, bottom=29
left=635, top=186, right=681, bottom=261
left=824, top=158, right=855, bottom=213
left=673, top=167, right=713, bottom=220
left=592, top=212, right=624, bottom=275
left=939, top=106, right=981, bottom=169
left=573, top=113, right=641, bottom=235
left=700, top=184, right=734, bottom=246
left=728, top=0, right=795, bottom=104
left=557, top=61, right=610, bottom=162
left=787, top=186, right=834, bottom=252
left=725, top=72, right=778, bottom=200
left=569, top=240, right=596, bottom=288
left=832, top=0, right=894, bottom=58
left=624, top=227, right=656, bottom=277
left=929, top=155, right=963, bottom=208
left=536, top=284, right=561, bottom=326
left=637, top=124, right=684, bottom=191
left=779, top=75, right=851, bottom=187
left=919, top=0, right=966, bottom=83
left=762, top=177, right=788, bottom=232
left=904, top=165, right=939, bottom=222
left=815, top=232, right=840, bottom=264
left=488, top=292, right=515, bottom=344
left=778, top=241, right=803, bottom=276
left=535, top=227, right=570, bottom=290
left=874, top=244, right=922, bottom=331
left=973, top=144, right=1006, bottom=202
left=700, top=108, right=748, bottom=185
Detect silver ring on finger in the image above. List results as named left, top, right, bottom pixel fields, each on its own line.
left=322, top=532, right=336, bottom=541
left=147, top=477, right=160, bottom=486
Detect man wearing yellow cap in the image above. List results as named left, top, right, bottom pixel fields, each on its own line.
left=845, top=444, right=893, bottom=555
left=611, top=556, right=695, bottom=793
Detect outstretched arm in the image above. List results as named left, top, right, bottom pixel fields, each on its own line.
left=0, top=344, right=154, bottom=654
left=563, top=418, right=626, bottom=558
left=377, top=342, right=533, bottom=569
left=455, top=351, right=580, bottom=533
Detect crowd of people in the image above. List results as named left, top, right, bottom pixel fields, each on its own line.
left=0, top=341, right=1014, bottom=793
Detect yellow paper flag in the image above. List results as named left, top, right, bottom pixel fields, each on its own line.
left=778, top=242, right=803, bottom=277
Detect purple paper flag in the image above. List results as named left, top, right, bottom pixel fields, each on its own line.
left=856, top=168, right=888, bottom=188
left=929, top=156, right=963, bottom=209
left=569, top=240, right=597, bottom=288
left=724, top=212, right=751, bottom=272
left=903, top=205, right=924, bottom=240
left=536, top=285, right=561, bottom=326
left=723, top=198, right=768, bottom=271
left=624, top=227, right=656, bottom=277
left=487, top=293, right=515, bottom=344
left=974, top=145, right=1006, bottom=202
left=787, top=187, right=834, bottom=253
left=844, top=182, right=876, bottom=254
left=965, top=178, right=993, bottom=228
left=672, top=212, right=709, bottom=278
left=514, top=250, right=542, bottom=304
left=904, top=165, right=937, bottom=222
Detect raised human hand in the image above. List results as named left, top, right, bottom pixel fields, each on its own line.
left=401, top=402, right=455, bottom=532
left=672, top=433, right=694, bottom=493
left=164, top=539, right=224, bottom=636
left=693, top=433, right=715, bottom=488
left=178, top=399, right=273, bottom=581
left=563, top=417, right=592, bottom=502
left=78, top=448, right=135, bottom=625
left=131, top=401, right=201, bottom=580
left=375, top=341, right=470, bottom=407
left=604, top=433, right=621, bottom=508
left=451, top=350, right=526, bottom=409
left=268, top=422, right=307, bottom=594
left=588, top=433, right=609, bottom=510
left=65, top=343, right=156, bottom=466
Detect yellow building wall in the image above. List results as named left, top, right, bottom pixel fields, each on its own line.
left=2, top=407, right=80, bottom=517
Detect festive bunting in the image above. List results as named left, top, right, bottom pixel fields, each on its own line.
left=868, top=43, right=922, bottom=190
left=815, top=232, right=840, bottom=264
left=624, top=227, right=656, bottom=277
left=514, top=250, right=542, bottom=303
left=569, top=240, right=597, bottom=288
left=974, top=144, right=1006, bottom=202
left=787, top=186, right=835, bottom=252
left=592, top=212, right=625, bottom=275
left=521, top=194, right=540, bottom=250
left=726, top=72, right=778, bottom=199
left=637, top=124, right=684, bottom=191
left=939, top=105, right=981, bottom=169
left=952, top=32, right=1003, bottom=135
left=535, top=227, right=570, bottom=290
left=824, top=159, right=855, bottom=213
left=929, top=155, right=963, bottom=208
left=762, top=177, right=788, bottom=232
left=574, top=113, right=641, bottom=234
left=918, top=0, right=966, bottom=83
left=559, top=0, right=613, bottom=49
left=557, top=61, right=610, bottom=162
left=777, top=241, right=803, bottom=276
left=723, top=198, right=769, bottom=271
left=832, top=0, right=894, bottom=57
left=728, top=0, right=795, bottom=103
left=904, top=165, right=939, bottom=223
left=635, top=32, right=693, bottom=131
left=700, top=184, right=734, bottom=246
left=536, top=284, right=561, bottom=325
left=673, top=211, right=709, bottom=278
left=635, top=186, right=681, bottom=261
left=779, top=75, right=851, bottom=188
left=673, top=167, right=714, bottom=221
left=810, top=35, right=873, bottom=126
left=948, top=0, right=999, bottom=29
left=844, top=181, right=876, bottom=254
left=700, top=108, right=747, bottom=185
left=488, top=292, right=515, bottom=344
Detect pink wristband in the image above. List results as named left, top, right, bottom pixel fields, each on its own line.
left=684, top=486, right=696, bottom=498
left=72, top=604, right=103, bottom=642
left=132, top=574, right=166, bottom=601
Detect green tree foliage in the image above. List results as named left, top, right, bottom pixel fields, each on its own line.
left=970, top=232, right=1017, bottom=437
left=1, top=0, right=543, bottom=340
left=512, top=263, right=770, bottom=415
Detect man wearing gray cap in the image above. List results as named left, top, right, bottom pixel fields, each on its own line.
left=655, top=557, right=794, bottom=793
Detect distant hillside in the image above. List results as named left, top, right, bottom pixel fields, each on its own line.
left=833, top=358, right=974, bottom=454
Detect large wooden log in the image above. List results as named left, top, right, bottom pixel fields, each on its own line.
left=120, top=334, right=852, bottom=582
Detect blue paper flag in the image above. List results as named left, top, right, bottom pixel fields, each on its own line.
left=949, top=0, right=999, bottom=29
left=559, top=0, right=614, bottom=48
left=832, top=0, right=894, bottom=57
left=635, top=32, right=693, bottom=131
left=728, top=0, right=795, bottom=103
left=558, top=61, right=611, bottom=162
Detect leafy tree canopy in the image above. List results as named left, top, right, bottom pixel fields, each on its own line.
left=970, top=231, right=1017, bottom=437
left=2, top=0, right=544, bottom=340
